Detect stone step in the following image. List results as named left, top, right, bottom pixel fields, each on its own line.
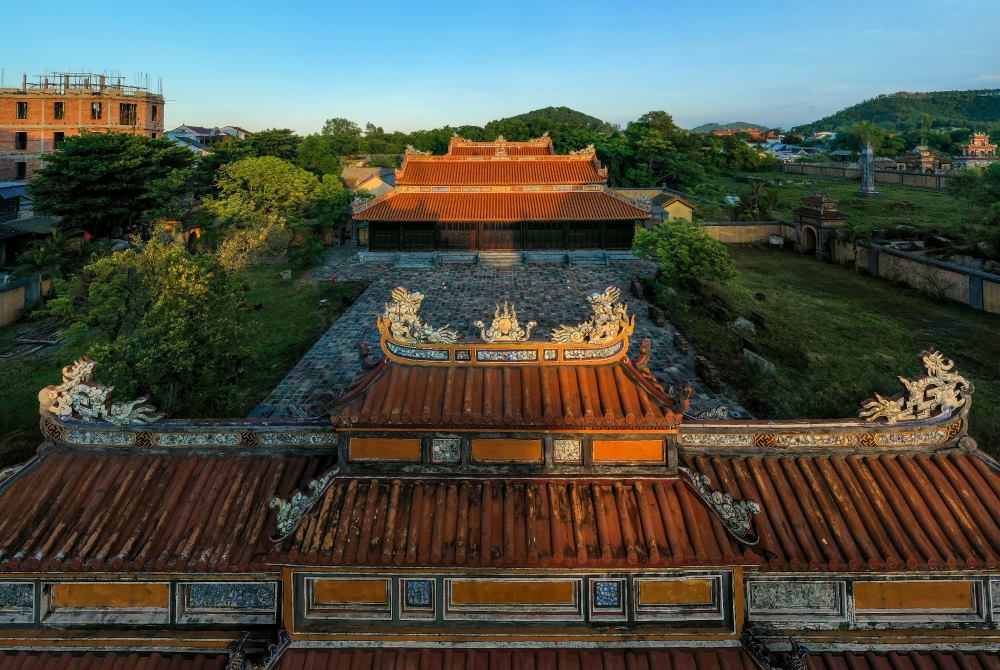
left=437, top=252, right=478, bottom=264
left=479, top=252, right=524, bottom=267
left=395, top=252, right=437, bottom=268
left=568, top=252, right=610, bottom=266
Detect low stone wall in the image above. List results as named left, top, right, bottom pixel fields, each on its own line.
left=700, top=221, right=1000, bottom=314
left=701, top=221, right=793, bottom=244
left=0, top=274, right=51, bottom=327
left=782, top=162, right=952, bottom=190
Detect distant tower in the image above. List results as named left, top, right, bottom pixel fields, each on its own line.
left=858, top=142, right=879, bottom=197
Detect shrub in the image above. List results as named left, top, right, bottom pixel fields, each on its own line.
left=633, top=221, right=737, bottom=289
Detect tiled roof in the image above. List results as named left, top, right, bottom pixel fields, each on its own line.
left=448, top=136, right=555, bottom=157
left=396, top=158, right=605, bottom=185
left=0, top=651, right=226, bottom=669
left=353, top=190, right=650, bottom=222
left=273, top=452, right=1000, bottom=572
left=806, top=651, right=1000, bottom=670
left=273, top=647, right=758, bottom=670
left=0, top=451, right=333, bottom=573
left=332, top=358, right=678, bottom=430
left=696, top=452, right=1000, bottom=571
left=270, top=476, right=753, bottom=568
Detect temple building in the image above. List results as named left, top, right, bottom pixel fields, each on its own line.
left=0, top=285, right=998, bottom=668
left=894, top=145, right=952, bottom=173
left=352, top=135, right=651, bottom=252
left=956, top=132, right=998, bottom=169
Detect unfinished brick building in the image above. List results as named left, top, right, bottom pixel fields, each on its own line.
left=0, top=72, right=165, bottom=180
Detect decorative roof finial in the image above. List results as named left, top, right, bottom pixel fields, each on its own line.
left=551, top=286, right=634, bottom=345
left=378, top=287, right=459, bottom=344
left=860, top=349, right=973, bottom=424
left=38, top=357, right=163, bottom=425
left=474, top=300, right=536, bottom=342
left=680, top=466, right=760, bottom=544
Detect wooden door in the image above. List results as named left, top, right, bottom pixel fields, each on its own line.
left=481, top=222, right=521, bottom=250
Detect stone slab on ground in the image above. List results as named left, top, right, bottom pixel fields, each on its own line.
left=252, top=249, right=746, bottom=419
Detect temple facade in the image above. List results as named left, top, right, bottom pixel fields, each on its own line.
left=352, top=135, right=651, bottom=252
left=0, top=286, right=998, bottom=668
left=956, top=132, right=998, bottom=169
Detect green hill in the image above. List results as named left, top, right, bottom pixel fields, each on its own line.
left=483, top=106, right=617, bottom=137
left=690, top=121, right=770, bottom=133
left=795, top=89, right=1000, bottom=134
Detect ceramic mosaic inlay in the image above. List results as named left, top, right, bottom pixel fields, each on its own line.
left=386, top=339, right=450, bottom=361
left=405, top=579, right=433, bottom=607
left=563, top=339, right=625, bottom=361
left=431, top=438, right=461, bottom=463
left=593, top=580, right=621, bottom=608
left=0, top=582, right=32, bottom=610
left=476, top=349, right=538, bottom=362
left=65, top=430, right=134, bottom=446
left=554, top=439, right=582, bottom=463
left=186, top=582, right=276, bottom=610
left=258, top=432, right=337, bottom=446
left=749, top=580, right=840, bottom=612
left=156, top=432, right=240, bottom=447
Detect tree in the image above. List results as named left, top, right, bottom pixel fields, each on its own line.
left=321, top=117, right=363, bottom=155
left=246, top=128, right=300, bottom=160
left=204, top=157, right=325, bottom=270
left=191, top=139, right=256, bottom=194
left=633, top=221, right=736, bottom=289
left=206, top=156, right=321, bottom=224
left=30, top=133, right=192, bottom=238
left=946, top=168, right=986, bottom=219
left=296, top=134, right=341, bottom=176
left=47, top=233, right=251, bottom=416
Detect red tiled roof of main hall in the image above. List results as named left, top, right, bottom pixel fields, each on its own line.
left=1, top=651, right=227, bottom=669
left=395, top=158, right=606, bottom=186
left=353, top=190, right=650, bottom=222
left=270, top=452, right=1000, bottom=572
left=273, top=648, right=759, bottom=670
left=332, top=358, right=678, bottom=430
left=0, top=451, right=334, bottom=573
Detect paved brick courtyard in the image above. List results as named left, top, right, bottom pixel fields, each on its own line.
left=252, top=249, right=746, bottom=418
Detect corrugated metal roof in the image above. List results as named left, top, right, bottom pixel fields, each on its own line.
left=354, top=191, right=650, bottom=222
left=0, top=451, right=334, bottom=573
left=332, top=358, right=679, bottom=430
left=0, top=184, right=29, bottom=199
left=0, top=651, right=226, bottom=669
left=273, top=648, right=758, bottom=670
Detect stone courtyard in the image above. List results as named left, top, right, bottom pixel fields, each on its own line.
left=252, top=249, right=746, bottom=419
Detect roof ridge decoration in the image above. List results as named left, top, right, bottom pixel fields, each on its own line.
left=860, top=349, right=973, bottom=424
left=404, top=144, right=431, bottom=156
left=270, top=464, right=340, bottom=541
left=378, top=287, right=459, bottom=344
left=38, top=356, right=163, bottom=425
left=569, top=143, right=596, bottom=155
left=474, top=300, right=536, bottom=342
left=679, top=465, right=760, bottom=544
left=551, top=286, right=635, bottom=344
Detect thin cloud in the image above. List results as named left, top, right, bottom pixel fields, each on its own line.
left=980, top=74, right=1000, bottom=82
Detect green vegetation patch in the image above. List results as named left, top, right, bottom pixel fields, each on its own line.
left=646, top=246, right=1000, bottom=453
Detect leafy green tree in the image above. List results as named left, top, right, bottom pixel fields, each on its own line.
left=47, top=233, right=251, bottom=415
left=30, top=133, right=191, bottom=238
left=633, top=221, right=736, bottom=289
left=947, top=168, right=986, bottom=219
left=247, top=128, right=300, bottom=160
left=321, top=117, right=363, bottom=155
left=296, top=134, right=341, bottom=176
left=206, top=156, right=320, bottom=224
left=191, top=139, right=256, bottom=194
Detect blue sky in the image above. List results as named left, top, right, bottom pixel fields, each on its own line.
left=6, top=0, right=999, bottom=133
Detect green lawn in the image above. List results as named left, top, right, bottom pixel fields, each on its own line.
left=0, top=263, right=365, bottom=466
left=698, top=170, right=996, bottom=261
left=647, top=245, right=1000, bottom=453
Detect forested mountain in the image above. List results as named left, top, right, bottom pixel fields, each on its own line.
left=794, top=89, right=1000, bottom=135
left=483, top=106, right=617, bottom=136
left=690, top=121, right=770, bottom=133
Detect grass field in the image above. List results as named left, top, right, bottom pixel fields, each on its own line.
left=646, top=245, right=1000, bottom=453
left=0, top=263, right=364, bottom=466
left=698, top=170, right=997, bottom=261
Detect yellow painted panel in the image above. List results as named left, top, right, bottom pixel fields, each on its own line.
left=854, top=580, right=974, bottom=611
left=349, top=437, right=421, bottom=462
left=51, top=582, right=169, bottom=609
left=313, top=579, right=389, bottom=605
left=451, top=580, right=575, bottom=606
left=592, top=439, right=664, bottom=463
left=470, top=439, right=542, bottom=463
left=639, top=579, right=714, bottom=606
